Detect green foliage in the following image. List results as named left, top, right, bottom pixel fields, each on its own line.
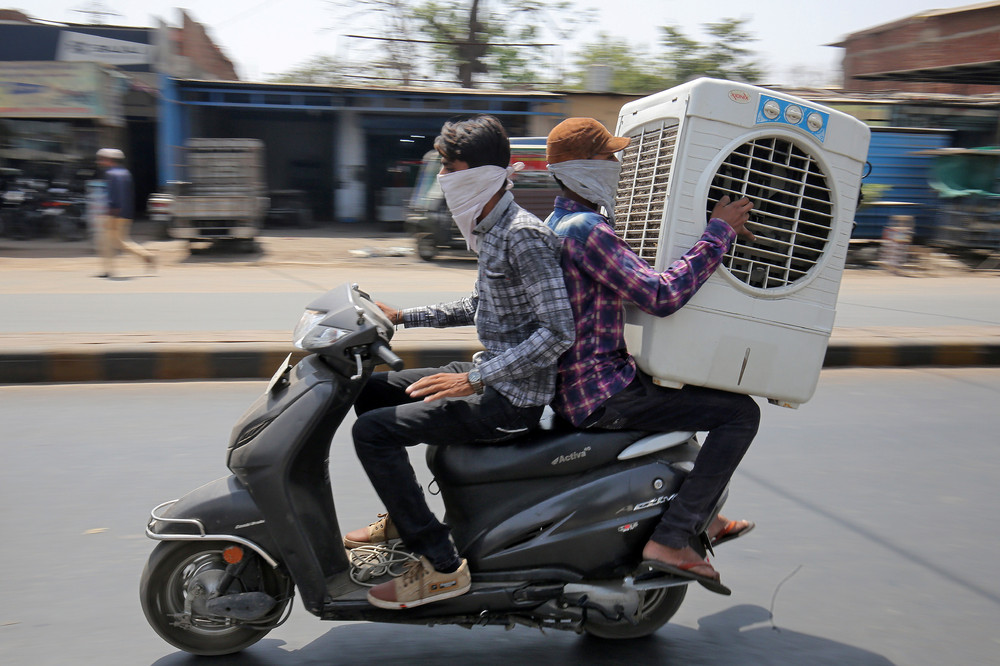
left=659, top=18, right=762, bottom=84
left=410, top=0, right=587, bottom=87
left=566, top=17, right=762, bottom=94
left=268, top=54, right=347, bottom=85
left=281, top=0, right=588, bottom=88
left=274, top=4, right=761, bottom=92
left=568, top=33, right=669, bottom=93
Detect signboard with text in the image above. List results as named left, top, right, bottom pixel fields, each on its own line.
left=0, top=61, right=125, bottom=126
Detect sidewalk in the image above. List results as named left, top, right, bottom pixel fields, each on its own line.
left=1, top=224, right=998, bottom=384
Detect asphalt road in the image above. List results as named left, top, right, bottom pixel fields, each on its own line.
left=2, top=368, right=999, bottom=665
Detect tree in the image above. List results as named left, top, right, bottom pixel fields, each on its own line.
left=320, top=0, right=588, bottom=88
left=268, top=55, right=349, bottom=85
left=567, top=32, right=668, bottom=93
left=565, top=17, right=762, bottom=94
left=659, top=18, right=762, bottom=84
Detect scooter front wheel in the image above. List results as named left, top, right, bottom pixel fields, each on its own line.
left=416, top=233, right=437, bottom=261
left=583, top=586, right=687, bottom=640
left=140, top=540, right=291, bottom=656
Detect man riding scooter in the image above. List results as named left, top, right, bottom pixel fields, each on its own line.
left=544, top=118, right=760, bottom=593
left=345, top=114, right=575, bottom=609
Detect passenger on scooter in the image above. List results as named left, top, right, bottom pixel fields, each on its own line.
left=543, top=118, right=761, bottom=593
left=347, top=115, right=575, bottom=609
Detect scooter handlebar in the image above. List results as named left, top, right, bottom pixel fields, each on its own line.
left=373, top=340, right=405, bottom=371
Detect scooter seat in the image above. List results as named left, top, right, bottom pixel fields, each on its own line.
left=426, top=418, right=648, bottom=486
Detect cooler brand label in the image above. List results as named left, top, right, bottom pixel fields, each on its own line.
left=729, top=90, right=752, bottom=104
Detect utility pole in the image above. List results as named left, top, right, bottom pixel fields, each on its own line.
left=71, top=1, right=122, bottom=25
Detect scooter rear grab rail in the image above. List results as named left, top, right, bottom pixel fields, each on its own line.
left=146, top=499, right=280, bottom=568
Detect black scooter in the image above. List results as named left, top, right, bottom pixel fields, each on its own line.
left=141, top=283, right=724, bottom=656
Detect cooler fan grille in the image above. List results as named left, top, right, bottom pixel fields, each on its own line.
left=613, top=122, right=678, bottom=263
left=613, top=125, right=835, bottom=291
left=709, top=137, right=834, bottom=290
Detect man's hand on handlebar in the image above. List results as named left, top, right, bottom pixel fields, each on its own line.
left=376, top=302, right=402, bottom=326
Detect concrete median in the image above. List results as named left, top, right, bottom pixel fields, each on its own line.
left=3, top=334, right=1000, bottom=384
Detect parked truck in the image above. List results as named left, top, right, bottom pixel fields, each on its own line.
left=167, top=139, right=268, bottom=251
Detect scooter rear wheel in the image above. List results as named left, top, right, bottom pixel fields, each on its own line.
left=583, top=586, right=687, bottom=640
left=140, top=540, right=291, bottom=656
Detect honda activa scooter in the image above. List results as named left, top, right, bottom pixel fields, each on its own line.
left=141, top=283, right=726, bottom=656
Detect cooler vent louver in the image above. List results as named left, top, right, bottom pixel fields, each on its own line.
left=614, top=122, right=678, bottom=264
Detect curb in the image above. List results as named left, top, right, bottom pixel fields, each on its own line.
left=823, top=340, right=1000, bottom=368
left=2, top=340, right=1000, bottom=384
left=0, top=344, right=472, bottom=384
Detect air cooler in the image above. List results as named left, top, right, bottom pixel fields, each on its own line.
left=613, top=79, right=870, bottom=407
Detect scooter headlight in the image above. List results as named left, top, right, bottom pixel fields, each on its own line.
left=293, top=309, right=350, bottom=351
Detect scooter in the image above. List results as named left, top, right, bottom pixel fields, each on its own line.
left=141, top=283, right=724, bottom=656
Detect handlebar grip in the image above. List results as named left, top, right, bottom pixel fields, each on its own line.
left=373, top=341, right=404, bottom=371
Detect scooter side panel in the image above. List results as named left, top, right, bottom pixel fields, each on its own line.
left=442, top=456, right=693, bottom=578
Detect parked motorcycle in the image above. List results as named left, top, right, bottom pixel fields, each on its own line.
left=0, top=176, right=86, bottom=240
left=38, top=183, right=87, bottom=241
left=0, top=176, right=42, bottom=239
left=141, top=283, right=723, bottom=656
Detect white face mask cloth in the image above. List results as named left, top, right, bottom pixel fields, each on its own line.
left=437, top=163, right=522, bottom=253
left=547, top=159, right=623, bottom=222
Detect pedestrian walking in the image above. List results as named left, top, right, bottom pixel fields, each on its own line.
left=95, top=148, right=155, bottom=278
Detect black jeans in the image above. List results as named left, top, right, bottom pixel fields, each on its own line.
left=585, top=370, right=761, bottom=550
left=353, top=361, right=543, bottom=570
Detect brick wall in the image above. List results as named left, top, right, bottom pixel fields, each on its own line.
left=175, top=10, right=238, bottom=80
left=839, top=4, right=1000, bottom=94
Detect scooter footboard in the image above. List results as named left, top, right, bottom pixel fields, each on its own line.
left=146, top=475, right=278, bottom=567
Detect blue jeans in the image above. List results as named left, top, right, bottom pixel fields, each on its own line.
left=353, top=362, right=544, bottom=570
left=584, top=371, right=760, bottom=550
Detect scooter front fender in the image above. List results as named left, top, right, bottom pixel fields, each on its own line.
left=146, top=475, right=278, bottom=568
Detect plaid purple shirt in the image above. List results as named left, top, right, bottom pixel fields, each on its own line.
left=546, top=197, right=736, bottom=426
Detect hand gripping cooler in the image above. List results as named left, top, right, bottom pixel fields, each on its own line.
left=612, top=79, right=870, bottom=407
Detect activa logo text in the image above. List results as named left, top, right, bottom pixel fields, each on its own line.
left=633, top=496, right=669, bottom=511
left=551, top=446, right=591, bottom=465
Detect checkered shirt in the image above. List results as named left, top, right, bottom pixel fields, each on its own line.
left=402, top=193, right=574, bottom=407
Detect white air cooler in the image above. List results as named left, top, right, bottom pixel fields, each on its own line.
left=613, top=78, right=870, bottom=407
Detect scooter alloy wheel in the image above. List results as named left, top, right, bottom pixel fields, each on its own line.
left=139, top=540, right=291, bottom=656
left=582, top=586, right=687, bottom=640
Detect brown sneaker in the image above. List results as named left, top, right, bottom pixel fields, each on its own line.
left=344, top=513, right=400, bottom=549
left=367, top=556, right=471, bottom=610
